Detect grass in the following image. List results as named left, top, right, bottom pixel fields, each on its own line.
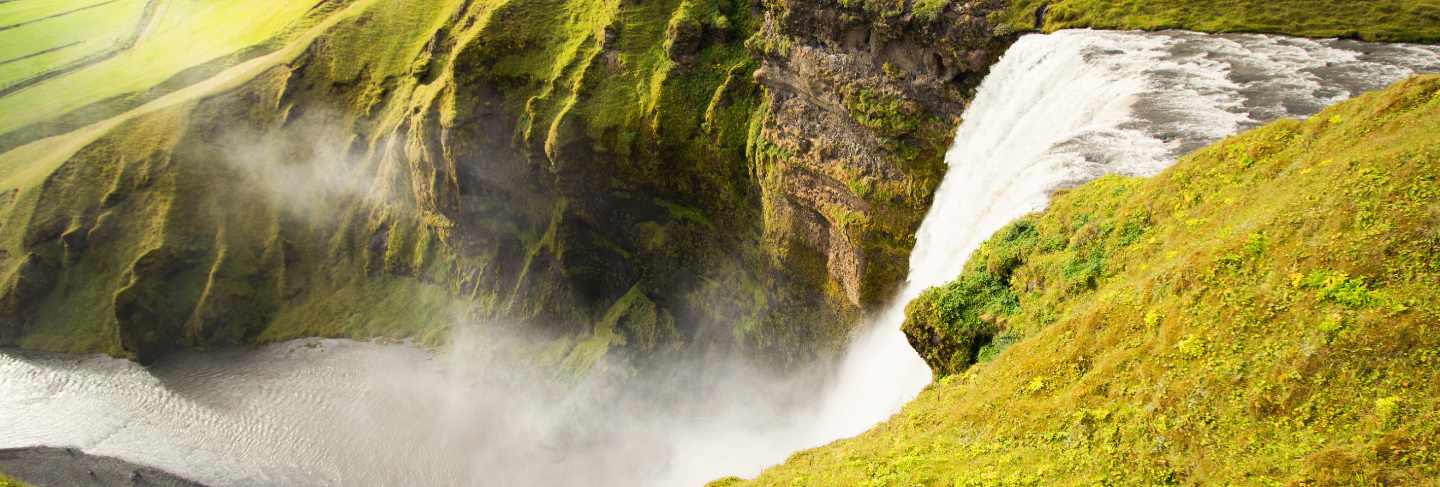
left=0, top=472, right=29, bottom=487
left=999, top=0, right=1440, bottom=42
left=0, top=0, right=149, bottom=87
left=733, top=75, right=1440, bottom=486
left=0, top=0, right=342, bottom=140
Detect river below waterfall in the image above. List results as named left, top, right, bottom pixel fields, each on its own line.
left=3, top=30, right=1438, bottom=486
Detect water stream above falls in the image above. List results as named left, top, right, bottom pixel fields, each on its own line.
left=3, top=30, right=1438, bottom=486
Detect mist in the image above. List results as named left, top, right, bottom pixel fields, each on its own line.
left=1, top=306, right=908, bottom=486
left=157, top=101, right=925, bottom=484
left=52, top=102, right=874, bottom=484
left=212, top=109, right=388, bottom=218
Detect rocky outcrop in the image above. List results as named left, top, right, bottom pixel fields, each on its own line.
left=748, top=0, right=1013, bottom=325
left=0, top=447, right=205, bottom=487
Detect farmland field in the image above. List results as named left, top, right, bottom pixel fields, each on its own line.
left=0, top=0, right=150, bottom=88
left=0, top=0, right=338, bottom=143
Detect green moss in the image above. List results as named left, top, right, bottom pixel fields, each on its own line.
left=260, top=276, right=460, bottom=347
left=911, top=0, right=955, bottom=21
left=903, top=272, right=1009, bottom=376
left=902, top=221, right=1037, bottom=376
left=0, top=472, right=31, bottom=487
left=1002, top=0, right=1440, bottom=42
left=737, top=75, right=1440, bottom=485
left=845, top=88, right=921, bottom=139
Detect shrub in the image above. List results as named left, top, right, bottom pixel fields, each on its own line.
left=902, top=271, right=1015, bottom=376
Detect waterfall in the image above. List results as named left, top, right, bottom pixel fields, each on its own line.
left=793, top=28, right=1440, bottom=450
left=1, top=30, right=1437, bottom=487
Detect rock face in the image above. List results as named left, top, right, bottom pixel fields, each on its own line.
left=0, top=0, right=1015, bottom=367
left=750, top=0, right=1012, bottom=321
left=0, top=447, right=206, bottom=487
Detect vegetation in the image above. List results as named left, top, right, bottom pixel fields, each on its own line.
left=0, top=0, right=473, bottom=362
left=0, top=0, right=344, bottom=147
left=1001, top=0, right=1440, bottom=42
left=0, top=0, right=828, bottom=368
left=0, top=472, right=27, bottom=487
left=0, top=0, right=148, bottom=88
left=735, top=75, right=1440, bottom=485
left=7, top=0, right=1438, bottom=375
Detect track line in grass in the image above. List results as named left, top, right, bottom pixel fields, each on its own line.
left=0, top=0, right=157, bottom=97
left=0, top=41, right=81, bottom=67
left=0, top=0, right=121, bottom=33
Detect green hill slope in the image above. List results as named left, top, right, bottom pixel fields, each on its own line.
left=733, top=75, right=1440, bottom=486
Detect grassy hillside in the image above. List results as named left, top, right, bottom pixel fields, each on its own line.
left=998, top=0, right=1440, bottom=42
left=733, top=75, right=1440, bottom=485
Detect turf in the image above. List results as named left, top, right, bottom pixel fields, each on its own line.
left=1000, top=0, right=1440, bottom=42
left=0, top=0, right=339, bottom=138
left=0, top=0, right=148, bottom=87
left=732, top=75, right=1440, bottom=486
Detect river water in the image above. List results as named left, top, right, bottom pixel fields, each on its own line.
left=3, top=30, right=1438, bottom=486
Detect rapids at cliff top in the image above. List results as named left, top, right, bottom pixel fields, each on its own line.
left=3, top=30, right=1438, bottom=486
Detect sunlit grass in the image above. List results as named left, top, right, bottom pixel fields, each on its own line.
left=1000, top=0, right=1440, bottom=42
left=0, top=0, right=335, bottom=137
left=0, top=0, right=147, bottom=87
left=736, top=75, right=1440, bottom=485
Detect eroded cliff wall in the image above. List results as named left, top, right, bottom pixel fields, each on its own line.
left=0, top=0, right=1017, bottom=366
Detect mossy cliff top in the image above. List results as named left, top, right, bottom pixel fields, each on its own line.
left=736, top=75, right=1440, bottom=485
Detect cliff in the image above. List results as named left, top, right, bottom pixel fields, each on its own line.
left=0, top=0, right=1015, bottom=366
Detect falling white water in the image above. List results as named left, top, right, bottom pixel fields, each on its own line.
left=1, top=31, right=1438, bottom=486
left=786, top=29, right=1440, bottom=454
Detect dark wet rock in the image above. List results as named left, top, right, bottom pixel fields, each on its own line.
left=0, top=447, right=205, bottom=487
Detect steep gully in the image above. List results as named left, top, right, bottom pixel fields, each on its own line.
left=1, top=31, right=1438, bottom=486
